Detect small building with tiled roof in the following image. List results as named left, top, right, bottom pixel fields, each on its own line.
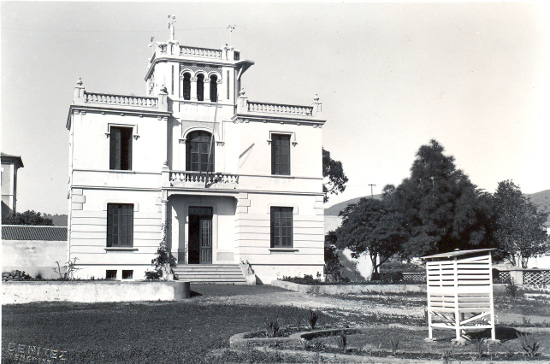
left=2, top=225, right=68, bottom=241
left=1, top=152, right=24, bottom=215
left=2, top=225, right=68, bottom=279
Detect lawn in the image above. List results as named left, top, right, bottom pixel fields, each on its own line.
left=2, top=284, right=549, bottom=363
left=2, top=285, right=325, bottom=363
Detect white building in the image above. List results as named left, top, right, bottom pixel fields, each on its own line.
left=1, top=152, right=24, bottom=215
left=66, top=32, right=326, bottom=283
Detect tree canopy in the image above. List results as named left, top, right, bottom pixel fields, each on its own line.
left=492, top=180, right=549, bottom=268
left=387, top=140, right=495, bottom=258
left=335, top=196, right=408, bottom=273
left=323, top=148, right=348, bottom=203
left=2, top=210, right=54, bottom=225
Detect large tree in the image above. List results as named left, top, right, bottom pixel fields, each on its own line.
left=335, top=196, right=408, bottom=274
left=389, top=140, right=494, bottom=258
left=492, top=180, right=549, bottom=268
left=2, top=210, right=54, bottom=225
left=323, top=148, right=348, bottom=203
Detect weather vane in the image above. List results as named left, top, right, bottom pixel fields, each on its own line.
left=227, top=25, right=236, bottom=47
left=168, top=15, right=176, bottom=41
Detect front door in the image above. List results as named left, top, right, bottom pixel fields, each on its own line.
left=188, top=207, right=213, bottom=264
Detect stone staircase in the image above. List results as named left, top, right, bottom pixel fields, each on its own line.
left=172, top=264, right=247, bottom=284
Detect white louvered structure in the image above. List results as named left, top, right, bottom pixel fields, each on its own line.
left=421, top=248, right=496, bottom=341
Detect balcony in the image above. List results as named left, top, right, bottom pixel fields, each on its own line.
left=169, top=171, right=239, bottom=190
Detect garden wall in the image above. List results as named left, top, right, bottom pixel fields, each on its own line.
left=2, top=240, right=67, bottom=279
left=272, top=279, right=427, bottom=294
left=2, top=281, right=190, bottom=304
left=272, top=279, right=507, bottom=294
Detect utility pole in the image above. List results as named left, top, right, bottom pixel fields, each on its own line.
left=368, top=184, right=376, bottom=198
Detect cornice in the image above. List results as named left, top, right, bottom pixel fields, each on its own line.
left=66, top=104, right=172, bottom=129
left=144, top=56, right=253, bottom=81
left=231, top=113, right=326, bottom=127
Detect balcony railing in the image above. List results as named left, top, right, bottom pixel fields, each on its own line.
left=179, top=46, right=222, bottom=59
left=84, top=92, right=158, bottom=108
left=170, top=171, right=239, bottom=187
left=247, top=101, right=313, bottom=116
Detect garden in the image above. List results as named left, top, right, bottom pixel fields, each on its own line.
left=2, top=284, right=549, bottom=363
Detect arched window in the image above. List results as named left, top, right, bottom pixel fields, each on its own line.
left=210, top=75, right=218, bottom=103
left=182, top=73, right=191, bottom=100
left=196, top=74, right=205, bottom=102
left=186, top=131, right=214, bottom=172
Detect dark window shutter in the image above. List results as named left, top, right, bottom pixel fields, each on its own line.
left=270, top=206, right=293, bottom=248
left=125, top=128, right=132, bottom=170
left=271, top=134, right=291, bottom=175
left=110, top=127, right=121, bottom=170
left=210, top=75, right=217, bottom=102
left=107, top=203, right=133, bottom=247
left=186, top=131, right=214, bottom=172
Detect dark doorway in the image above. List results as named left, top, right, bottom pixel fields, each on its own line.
left=188, top=207, right=213, bottom=264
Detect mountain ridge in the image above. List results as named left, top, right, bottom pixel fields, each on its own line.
left=325, top=189, right=550, bottom=226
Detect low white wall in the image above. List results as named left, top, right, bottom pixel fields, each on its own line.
left=271, top=280, right=507, bottom=295
left=272, top=279, right=426, bottom=294
left=2, top=281, right=190, bottom=304
left=2, top=240, right=67, bottom=279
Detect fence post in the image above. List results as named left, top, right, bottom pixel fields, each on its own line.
left=509, top=268, right=524, bottom=286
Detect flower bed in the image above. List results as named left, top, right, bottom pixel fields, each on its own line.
left=230, top=324, right=550, bottom=361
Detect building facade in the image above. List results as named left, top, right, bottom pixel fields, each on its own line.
left=1, top=152, right=24, bottom=215
left=66, top=34, right=325, bottom=283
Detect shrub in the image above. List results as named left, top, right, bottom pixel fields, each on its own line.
left=307, top=310, right=319, bottom=330
left=389, top=337, right=399, bottom=356
left=151, top=222, right=176, bottom=279
left=335, top=330, right=347, bottom=352
left=144, top=271, right=161, bottom=281
left=506, top=278, right=522, bottom=298
left=2, top=270, right=33, bottom=281
left=517, top=332, right=540, bottom=357
left=282, top=275, right=322, bottom=285
left=265, top=318, right=280, bottom=337
left=324, top=244, right=344, bottom=281
left=473, top=338, right=486, bottom=358
left=53, top=257, right=80, bottom=280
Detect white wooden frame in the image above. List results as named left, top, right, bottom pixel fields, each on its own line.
left=421, top=249, right=496, bottom=341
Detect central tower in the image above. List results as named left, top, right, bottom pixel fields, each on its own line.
left=144, top=27, right=254, bottom=114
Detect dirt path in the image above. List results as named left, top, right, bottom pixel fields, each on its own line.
left=187, top=289, right=425, bottom=320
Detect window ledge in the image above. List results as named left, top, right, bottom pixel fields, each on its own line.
left=269, top=248, right=298, bottom=253
left=105, top=247, right=138, bottom=252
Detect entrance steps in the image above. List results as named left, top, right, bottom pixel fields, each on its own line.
left=172, top=264, right=247, bottom=284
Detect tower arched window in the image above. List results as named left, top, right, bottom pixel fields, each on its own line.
left=197, top=74, right=205, bottom=102
left=186, top=131, right=214, bottom=172
left=182, top=73, right=191, bottom=100
left=210, top=75, right=218, bottom=103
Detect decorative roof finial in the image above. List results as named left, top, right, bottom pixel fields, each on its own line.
left=168, top=15, right=176, bottom=41
left=227, top=25, right=236, bottom=47
left=239, top=88, right=246, bottom=97
left=76, top=78, right=83, bottom=86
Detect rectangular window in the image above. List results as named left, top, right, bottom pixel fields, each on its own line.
left=107, top=203, right=133, bottom=247
left=106, top=270, right=117, bottom=279
left=271, top=134, right=291, bottom=175
left=270, top=207, right=293, bottom=248
left=122, top=270, right=133, bottom=279
left=109, top=127, right=132, bottom=170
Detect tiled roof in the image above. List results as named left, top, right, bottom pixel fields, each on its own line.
left=1, top=225, right=67, bottom=241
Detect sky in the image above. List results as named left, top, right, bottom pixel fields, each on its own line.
left=2, top=2, right=550, bottom=215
